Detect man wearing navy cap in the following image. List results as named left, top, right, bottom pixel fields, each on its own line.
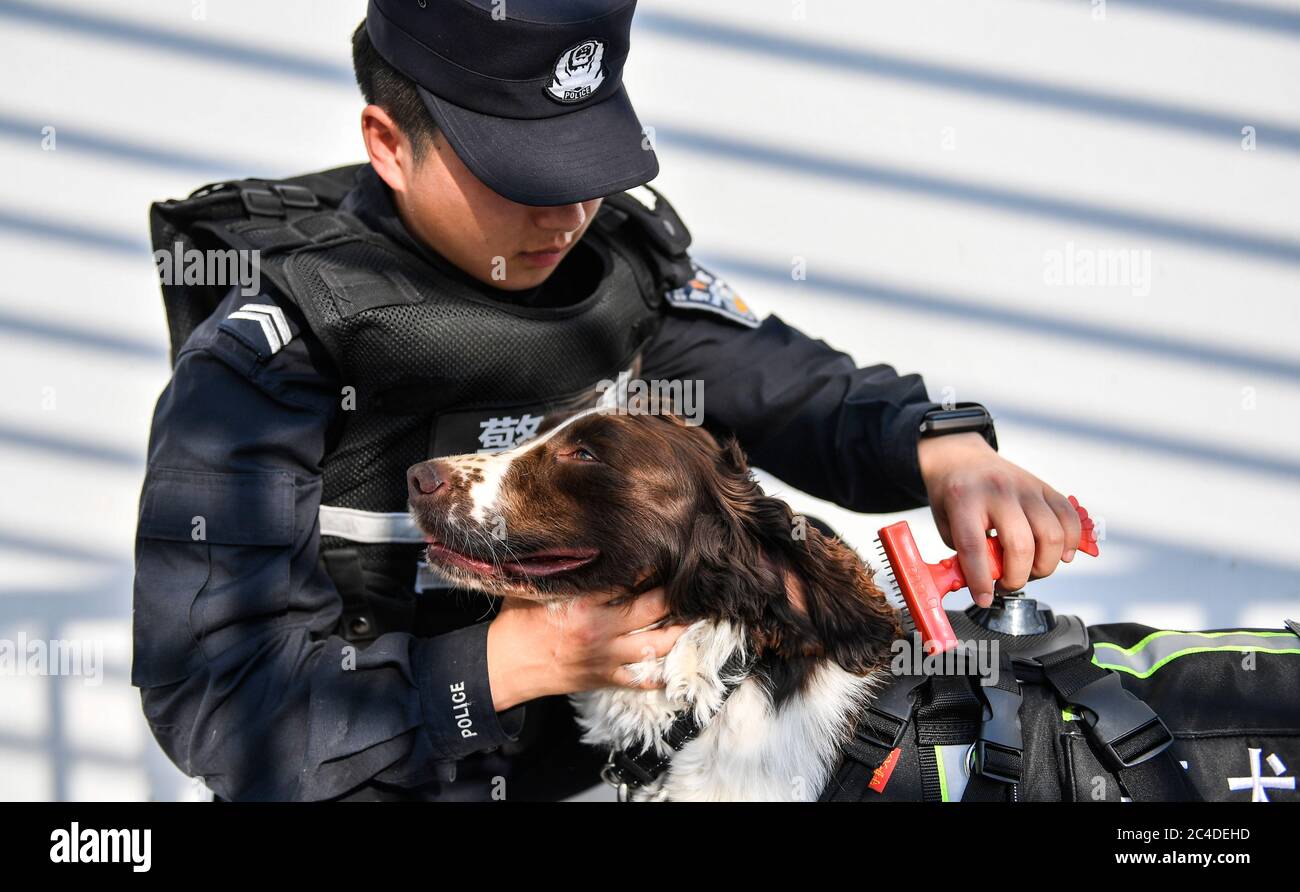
left=367, top=0, right=657, bottom=206
left=134, top=0, right=1083, bottom=801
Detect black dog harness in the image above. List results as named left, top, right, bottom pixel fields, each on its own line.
left=600, top=611, right=1300, bottom=802
left=822, top=611, right=1299, bottom=803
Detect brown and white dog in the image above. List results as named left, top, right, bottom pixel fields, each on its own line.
left=406, top=407, right=901, bottom=801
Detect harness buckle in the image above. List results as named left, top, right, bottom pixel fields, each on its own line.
left=972, top=685, right=1023, bottom=784
left=1069, top=670, right=1174, bottom=769
left=856, top=674, right=927, bottom=750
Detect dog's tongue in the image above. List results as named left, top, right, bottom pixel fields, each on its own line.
left=426, top=542, right=597, bottom=578
left=500, top=550, right=598, bottom=577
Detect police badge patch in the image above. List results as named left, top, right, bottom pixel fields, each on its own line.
left=545, top=39, right=606, bottom=104
left=664, top=262, right=761, bottom=329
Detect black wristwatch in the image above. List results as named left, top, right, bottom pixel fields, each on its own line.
left=919, top=402, right=998, bottom=451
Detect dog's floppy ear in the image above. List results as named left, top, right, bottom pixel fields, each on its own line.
left=660, top=434, right=784, bottom=629
left=733, top=483, right=899, bottom=675
left=768, top=510, right=901, bottom=675
left=663, top=510, right=776, bottom=629
left=664, top=435, right=899, bottom=675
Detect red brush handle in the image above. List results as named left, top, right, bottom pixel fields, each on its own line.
left=933, top=495, right=1099, bottom=593
left=927, top=539, right=1003, bottom=599
left=882, top=496, right=1099, bottom=655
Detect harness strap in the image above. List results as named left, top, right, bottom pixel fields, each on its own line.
left=916, top=675, right=984, bottom=801
left=915, top=675, right=983, bottom=745
left=820, top=671, right=929, bottom=802
left=823, top=647, right=1026, bottom=803
left=1038, top=644, right=1202, bottom=801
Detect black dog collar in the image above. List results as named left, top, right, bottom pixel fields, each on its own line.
left=600, top=650, right=753, bottom=801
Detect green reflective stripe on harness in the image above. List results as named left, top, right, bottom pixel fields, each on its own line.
left=1092, top=630, right=1300, bottom=678
left=934, top=746, right=950, bottom=802
left=934, top=745, right=971, bottom=802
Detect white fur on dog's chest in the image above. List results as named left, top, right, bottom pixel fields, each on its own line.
left=571, top=620, right=885, bottom=801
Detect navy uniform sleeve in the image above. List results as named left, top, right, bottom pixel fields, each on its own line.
left=132, top=288, right=523, bottom=802
left=640, top=308, right=941, bottom=513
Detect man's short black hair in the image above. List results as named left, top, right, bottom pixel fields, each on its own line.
left=351, top=20, right=439, bottom=160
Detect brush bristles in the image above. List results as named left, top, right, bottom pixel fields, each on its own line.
left=874, top=537, right=915, bottom=635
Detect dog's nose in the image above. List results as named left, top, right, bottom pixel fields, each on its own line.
left=408, top=462, right=446, bottom=498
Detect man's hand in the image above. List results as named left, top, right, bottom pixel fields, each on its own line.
left=486, top=587, right=688, bottom=712
left=917, top=432, right=1082, bottom=608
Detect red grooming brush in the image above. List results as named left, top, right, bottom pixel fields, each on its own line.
left=876, top=496, right=1099, bottom=654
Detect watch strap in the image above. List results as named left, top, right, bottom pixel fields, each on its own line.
left=919, top=403, right=998, bottom=451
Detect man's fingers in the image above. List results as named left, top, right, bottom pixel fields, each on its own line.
left=610, top=664, right=666, bottom=690
left=932, top=508, right=954, bottom=552
left=1046, top=488, right=1083, bottom=563
left=614, top=623, right=687, bottom=665
left=1022, top=495, right=1067, bottom=580
left=601, top=585, right=670, bottom=631
left=990, top=501, right=1035, bottom=593
left=949, top=508, right=995, bottom=607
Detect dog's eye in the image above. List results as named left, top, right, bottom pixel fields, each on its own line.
left=563, top=445, right=600, bottom=463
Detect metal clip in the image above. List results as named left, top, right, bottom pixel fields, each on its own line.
left=600, top=750, right=630, bottom=802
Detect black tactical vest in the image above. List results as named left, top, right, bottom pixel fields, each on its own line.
left=150, top=164, right=696, bottom=645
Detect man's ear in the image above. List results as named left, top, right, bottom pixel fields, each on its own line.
left=361, top=104, right=414, bottom=195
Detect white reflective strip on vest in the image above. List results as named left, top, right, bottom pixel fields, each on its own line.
left=1091, top=630, right=1300, bottom=678
left=318, top=506, right=424, bottom=543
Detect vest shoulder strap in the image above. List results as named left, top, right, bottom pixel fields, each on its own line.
left=149, top=165, right=370, bottom=362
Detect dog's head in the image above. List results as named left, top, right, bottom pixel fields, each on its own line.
left=407, top=408, right=899, bottom=674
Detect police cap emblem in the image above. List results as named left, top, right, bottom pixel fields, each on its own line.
left=545, top=39, right=606, bottom=104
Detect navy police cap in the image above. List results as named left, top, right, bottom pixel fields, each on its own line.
left=366, top=0, right=658, bottom=206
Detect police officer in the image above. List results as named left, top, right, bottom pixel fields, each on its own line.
left=133, top=0, right=1084, bottom=802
